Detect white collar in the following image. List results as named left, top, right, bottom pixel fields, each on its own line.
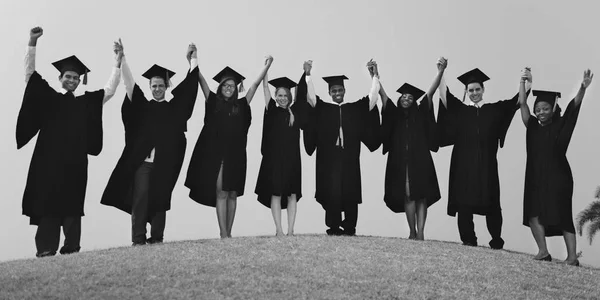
left=59, top=88, right=78, bottom=96
left=468, top=100, right=485, bottom=107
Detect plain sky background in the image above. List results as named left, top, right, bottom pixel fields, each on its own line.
left=1, top=0, right=599, bottom=267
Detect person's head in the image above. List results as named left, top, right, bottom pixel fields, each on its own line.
left=275, top=87, right=293, bottom=108
left=218, top=78, right=239, bottom=100
left=458, top=68, right=490, bottom=103
left=52, top=55, right=89, bottom=92
left=213, top=66, right=245, bottom=101
left=323, top=75, right=348, bottom=104
left=396, top=83, right=424, bottom=109
left=142, top=64, right=175, bottom=101
left=532, top=90, right=561, bottom=125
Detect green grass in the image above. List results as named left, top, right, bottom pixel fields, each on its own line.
left=1, top=235, right=599, bottom=299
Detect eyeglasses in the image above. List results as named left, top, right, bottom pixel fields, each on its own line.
left=222, top=84, right=236, bottom=90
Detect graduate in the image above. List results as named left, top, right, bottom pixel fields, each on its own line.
left=299, top=60, right=381, bottom=236
left=437, top=65, right=530, bottom=249
left=518, top=69, right=593, bottom=266
left=255, top=67, right=310, bottom=236
left=378, top=58, right=446, bottom=240
left=17, top=27, right=121, bottom=257
left=185, top=56, right=273, bottom=238
left=101, top=41, right=200, bottom=246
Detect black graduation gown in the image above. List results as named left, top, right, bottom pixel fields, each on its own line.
left=437, top=88, right=519, bottom=216
left=255, top=96, right=308, bottom=209
left=300, top=76, right=381, bottom=210
left=523, top=101, right=580, bottom=236
left=101, top=67, right=199, bottom=216
left=16, top=71, right=104, bottom=225
left=381, top=97, right=440, bottom=213
left=185, top=92, right=252, bottom=207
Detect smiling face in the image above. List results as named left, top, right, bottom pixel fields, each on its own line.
left=466, top=82, right=484, bottom=103
left=329, top=85, right=345, bottom=104
left=59, top=71, right=81, bottom=92
left=275, top=87, right=292, bottom=108
left=220, top=79, right=237, bottom=99
left=149, top=77, right=167, bottom=100
left=534, top=101, right=553, bottom=125
left=399, top=93, right=414, bottom=109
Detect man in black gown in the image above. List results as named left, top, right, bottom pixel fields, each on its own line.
left=101, top=42, right=199, bottom=246
left=17, top=27, right=122, bottom=257
left=299, top=60, right=381, bottom=236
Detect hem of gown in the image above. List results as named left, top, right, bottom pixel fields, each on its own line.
left=256, top=193, right=302, bottom=209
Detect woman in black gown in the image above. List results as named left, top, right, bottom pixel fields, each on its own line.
left=378, top=58, right=446, bottom=240
left=518, top=68, right=593, bottom=266
left=186, top=56, right=273, bottom=238
left=255, top=68, right=308, bottom=236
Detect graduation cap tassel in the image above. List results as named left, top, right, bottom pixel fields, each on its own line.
left=461, top=87, right=466, bottom=102
left=83, top=71, right=88, bottom=85
left=238, top=80, right=245, bottom=93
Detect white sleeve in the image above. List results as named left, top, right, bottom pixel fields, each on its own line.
left=102, top=65, right=121, bottom=104
left=306, top=75, right=317, bottom=107
left=121, top=56, right=135, bottom=100
left=25, top=46, right=36, bottom=83
left=368, top=76, right=380, bottom=111
left=438, top=74, right=448, bottom=108
left=190, top=58, right=198, bottom=73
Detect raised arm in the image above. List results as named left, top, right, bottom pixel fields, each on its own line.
left=368, top=60, right=388, bottom=109
left=118, top=39, right=135, bottom=101
left=102, top=40, right=123, bottom=105
left=245, top=55, right=273, bottom=104
left=426, top=57, right=447, bottom=107
left=193, top=45, right=210, bottom=101
left=263, top=58, right=272, bottom=108
left=366, top=59, right=380, bottom=111
left=574, top=69, right=594, bottom=108
left=436, top=57, right=450, bottom=108
left=304, top=60, right=316, bottom=108
left=518, top=67, right=532, bottom=127
left=25, top=27, right=43, bottom=83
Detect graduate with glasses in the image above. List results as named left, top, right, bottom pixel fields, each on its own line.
left=518, top=69, right=593, bottom=266
left=18, top=27, right=122, bottom=257
left=186, top=57, right=273, bottom=238
left=101, top=41, right=200, bottom=246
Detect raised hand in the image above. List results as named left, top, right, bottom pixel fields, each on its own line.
left=303, top=60, right=313, bottom=75
left=186, top=43, right=197, bottom=63
left=113, top=38, right=124, bottom=62
left=30, top=27, right=43, bottom=40
left=520, top=67, right=532, bottom=83
left=437, top=57, right=448, bottom=72
left=264, top=55, right=274, bottom=66
left=582, top=69, right=594, bottom=89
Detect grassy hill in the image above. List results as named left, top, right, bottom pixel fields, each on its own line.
left=1, top=235, right=599, bottom=299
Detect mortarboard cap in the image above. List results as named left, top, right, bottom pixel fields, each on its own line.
left=322, top=75, right=349, bottom=89
left=533, top=90, right=561, bottom=107
left=396, top=83, right=425, bottom=100
left=142, top=64, right=176, bottom=87
left=268, top=77, right=297, bottom=90
left=457, top=68, right=490, bottom=86
left=213, top=66, right=246, bottom=92
left=52, top=55, right=90, bottom=85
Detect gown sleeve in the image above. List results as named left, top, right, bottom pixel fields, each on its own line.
left=493, top=91, right=521, bottom=148
left=16, top=71, right=57, bottom=149
left=419, top=95, right=439, bottom=152
left=556, top=99, right=581, bottom=153
left=360, top=96, right=381, bottom=152
left=436, top=87, right=463, bottom=147
left=261, top=99, right=277, bottom=156
left=380, top=99, right=397, bottom=155
left=170, top=66, right=200, bottom=129
left=84, top=90, right=106, bottom=156
left=297, top=73, right=317, bottom=156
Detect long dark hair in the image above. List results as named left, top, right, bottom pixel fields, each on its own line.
left=215, top=77, right=240, bottom=114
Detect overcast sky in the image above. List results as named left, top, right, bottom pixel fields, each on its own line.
left=1, top=0, right=599, bottom=267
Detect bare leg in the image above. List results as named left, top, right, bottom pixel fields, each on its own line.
left=287, top=194, right=297, bottom=236
left=270, top=196, right=284, bottom=236
left=225, top=191, right=237, bottom=238
left=528, top=217, right=549, bottom=259
left=404, top=199, right=417, bottom=239
left=215, top=164, right=228, bottom=239
left=563, top=231, right=578, bottom=265
left=415, top=199, right=427, bottom=241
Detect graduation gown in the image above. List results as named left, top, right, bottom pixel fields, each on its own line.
left=255, top=94, right=309, bottom=208
left=300, top=76, right=381, bottom=210
left=185, top=92, right=252, bottom=207
left=101, top=67, right=199, bottom=215
left=381, top=97, right=440, bottom=213
left=437, top=88, right=519, bottom=216
left=523, top=101, right=580, bottom=236
left=16, top=71, right=104, bottom=225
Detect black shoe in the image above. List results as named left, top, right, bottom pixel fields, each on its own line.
left=59, top=246, right=81, bottom=255
left=489, top=238, right=504, bottom=250
left=326, top=228, right=344, bottom=236
left=535, top=254, right=552, bottom=262
left=342, top=229, right=356, bottom=236
left=566, top=259, right=580, bottom=267
left=36, top=250, right=56, bottom=258
left=132, top=240, right=146, bottom=246
left=147, top=237, right=163, bottom=244
left=462, top=241, right=478, bottom=247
